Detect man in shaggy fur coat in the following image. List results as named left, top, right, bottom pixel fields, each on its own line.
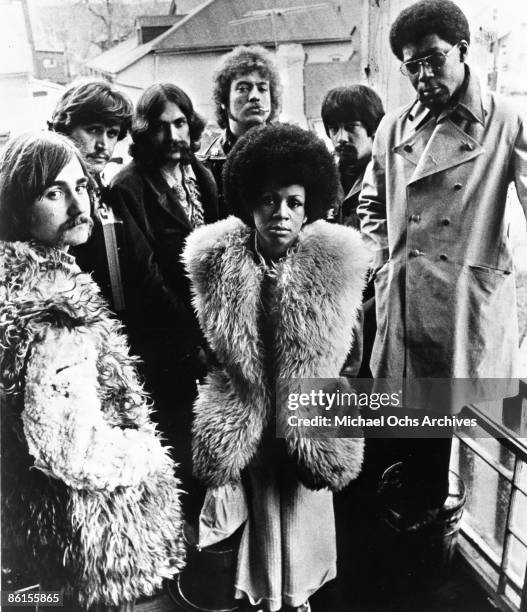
left=0, top=132, right=185, bottom=609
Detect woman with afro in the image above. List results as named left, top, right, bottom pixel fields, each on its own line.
left=183, top=124, right=370, bottom=611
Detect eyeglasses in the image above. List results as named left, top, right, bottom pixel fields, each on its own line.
left=400, top=43, right=459, bottom=77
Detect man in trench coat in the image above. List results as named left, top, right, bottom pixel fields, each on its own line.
left=357, top=0, right=527, bottom=511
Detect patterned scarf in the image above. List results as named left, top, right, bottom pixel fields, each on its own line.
left=167, top=165, right=205, bottom=228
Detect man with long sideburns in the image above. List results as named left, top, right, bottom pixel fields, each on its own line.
left=200, top=45, right=281, bottom=217
left=49, top=80, right=133, bottom=310
left=322, top=85, right=385, bottom=229
left=357, top=0, right=527, bottom=517
left=321, top=85, right=385, bottom=379
left=108, top=83, right=218, bottom=515
left=0, top=131, right=185, bottom=608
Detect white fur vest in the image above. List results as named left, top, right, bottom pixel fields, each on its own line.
left=0, top=241, right=185, bottom=608
left=183, top=217, right=370, bottom=491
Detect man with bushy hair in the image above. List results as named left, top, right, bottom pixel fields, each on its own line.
left=357, top=0, right=527, bottom=516
left=200, top=44, right=282, bottom=217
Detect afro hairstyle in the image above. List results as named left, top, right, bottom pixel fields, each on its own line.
left=223, top=123, right=338, bottom=226
left=389, top=0, right=470, bottom=61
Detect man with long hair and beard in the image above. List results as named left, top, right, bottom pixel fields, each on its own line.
left=108, top=83, right=218, bottom=517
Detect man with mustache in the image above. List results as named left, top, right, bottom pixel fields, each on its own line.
left=108, top=83, right=218, bottom=515
left=49, top=80, right=133, bottom=310
left=322, top=85, right=384, bottom=229
left=0, top=131, right=186, bottom=606
left=200, top=45, right=282, bottom=217
left=321, top=86, right=385, bottom=380
left=357, top=0, right=527, bottom=518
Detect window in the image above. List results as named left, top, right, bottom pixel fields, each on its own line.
left=42, top=58, right=57, bottom=69
left=450, top=393, right=527, bottom=611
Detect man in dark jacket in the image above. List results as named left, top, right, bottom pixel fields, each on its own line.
left=321, top=85, right=385, bottom=379
left=49, top=80, right=133, bottom=311
left=199, top=45, right=281, bottom=217
left=108, top=83, right=218, bottom=515
left=321, top=85, right=384, bottom=229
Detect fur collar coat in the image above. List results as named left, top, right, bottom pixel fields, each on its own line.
left=0, top=241, right=185, bottom=608
left=183, top=217, right=370, bottom=491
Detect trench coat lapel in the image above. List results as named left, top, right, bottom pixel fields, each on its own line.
left=143, top=170, right=193, bottom=232
left=394, top=118, right=484, bottom=184
left=394, top=69, right=486, bottom=184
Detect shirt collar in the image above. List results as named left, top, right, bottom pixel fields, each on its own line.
left=161, top=163, right=197, bottom=189
left=406, top=66, right=485, bottom=130
left=222, top=129, right=237, bottom=155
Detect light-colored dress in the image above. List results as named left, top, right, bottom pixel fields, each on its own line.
left=182, top=217, right=369, bottom=611
left=234, top=254, right=336, bottom=611
left=235, top=461, right=336, bottom=611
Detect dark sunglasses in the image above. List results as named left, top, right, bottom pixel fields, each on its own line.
left=400, top=43, right=459, bottom=77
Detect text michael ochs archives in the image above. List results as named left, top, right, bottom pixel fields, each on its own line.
left=278, top=385, right=479, bottom=437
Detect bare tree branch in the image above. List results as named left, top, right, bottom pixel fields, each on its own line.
left=87, top=3, right=109, bottom=28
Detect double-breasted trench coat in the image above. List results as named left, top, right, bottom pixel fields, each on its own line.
left=357, top=70, right=527, bottom=380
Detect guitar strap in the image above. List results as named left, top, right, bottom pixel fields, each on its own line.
left=97, top=201, right=126, bottom=312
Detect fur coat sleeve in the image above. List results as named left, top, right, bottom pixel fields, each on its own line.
left=0, top=241, right=186, bottom=608
left=23, top=326, right=171, bottom=491
left=183, top=217, right=370, bottom=492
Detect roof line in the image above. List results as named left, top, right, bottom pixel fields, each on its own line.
left=151, top=0, right=217, bottom=50
left=152, top=37, right=350, bottom=54
left=93, top=0, right=215, bottom=73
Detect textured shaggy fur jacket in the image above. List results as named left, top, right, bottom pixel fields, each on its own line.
left=0, top=241, right=185, bottom=608
left=183, top=217, right=370, bottom=491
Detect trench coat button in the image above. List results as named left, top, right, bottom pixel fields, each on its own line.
left=440, top=253, right=448, bottom=261
left=460, top=142, right=474, bottom=151
left=409, top=214, right=421, bottom=222
left=454, top=183, right=462, bottom=190
left=404, top=144, right=413, bottom=152
left=442, top=218, right=451, bottom=226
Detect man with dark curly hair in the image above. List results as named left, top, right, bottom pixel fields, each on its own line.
left=200, top=45, right=282, bottom=217
left=108, top=83, right=218, bottom=515
left=49, top=80, right=133, bottom=310
left=357, top=0, right=527, bottom=516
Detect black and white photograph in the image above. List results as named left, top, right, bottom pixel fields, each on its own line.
left=1, top=0, right=527, bottom=610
